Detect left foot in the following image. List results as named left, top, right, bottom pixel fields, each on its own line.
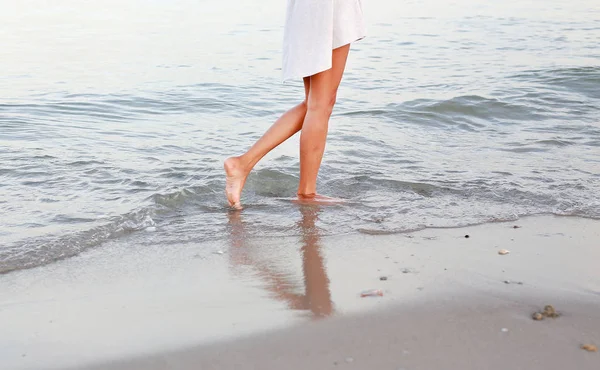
left=224, top=157, right=248, bottom=209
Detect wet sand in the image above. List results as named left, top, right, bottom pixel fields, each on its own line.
left=1, top=214, right=599, bottom=370
left=87, top=292, right=600, bottom=370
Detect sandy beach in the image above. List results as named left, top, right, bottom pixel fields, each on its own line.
left=1, top=214, right=598, bottom=370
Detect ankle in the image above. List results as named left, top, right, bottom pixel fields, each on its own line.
left=237, top=155, right=255, bottom=173
left=225, top=156, right=247, bottom=175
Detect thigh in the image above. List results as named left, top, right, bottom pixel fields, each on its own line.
left=308, top=44, right=351, bottom=102
left=329, top=44, right=351, bottom=91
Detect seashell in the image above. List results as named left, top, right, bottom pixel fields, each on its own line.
left=360, top=289, right=383, bottom=297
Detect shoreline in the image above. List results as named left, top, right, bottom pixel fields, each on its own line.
left=1, top=214, right=599, bottom=369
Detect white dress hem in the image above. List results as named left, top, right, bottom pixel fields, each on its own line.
left=282, top=0, right=366, bottom=83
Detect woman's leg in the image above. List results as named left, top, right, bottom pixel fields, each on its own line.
left=297, top=44, right=351, bottom=198
left=225, top=78, right=311, bottom=208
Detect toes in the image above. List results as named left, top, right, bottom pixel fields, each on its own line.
left=226, top=187, right=242, bottom=209
left=227, top=194, right=239, bottom=207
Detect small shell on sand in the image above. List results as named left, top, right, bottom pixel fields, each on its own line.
left=532, top=312, right=544, bottom=321
left=532, top=305, right=560, bottom=320
left=361, top=289, right=383, bottom=297
left=581, top=344, right=598, bottom=352
left=543, top=305, right=560, bottom=318
left=498, top=249, right=510, bottom=255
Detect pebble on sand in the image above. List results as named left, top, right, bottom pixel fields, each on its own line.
left=380, top=276, right=388, bottom=281
left=581, top=344, right=598, bottom=352
left=504, top=280, right=524, bottom=285
left=498, top=249, right=510, bottom=255
left=532, top=312, right=544, bottom=321
left=464, top=234, right=470, bottom=238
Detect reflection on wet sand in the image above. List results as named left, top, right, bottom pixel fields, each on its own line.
left=227, top=205, right=333, bottom=319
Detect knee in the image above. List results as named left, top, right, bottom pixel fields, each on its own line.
left=307, top=93, right=337, bottom=116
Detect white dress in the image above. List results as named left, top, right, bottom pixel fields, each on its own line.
left=282, top=0, right=366, bottom=82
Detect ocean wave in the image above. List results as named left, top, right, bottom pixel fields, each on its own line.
left=0, top=208, right=156, bottom=275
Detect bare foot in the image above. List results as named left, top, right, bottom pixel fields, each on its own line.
left=224, top=157, right=248, bottom=209
left=294, top=193, right=346, bottom=205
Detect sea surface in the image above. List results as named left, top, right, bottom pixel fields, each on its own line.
left=1, top=0, right=599, bottom=274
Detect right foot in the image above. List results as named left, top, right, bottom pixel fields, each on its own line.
left=224, top=157, right=248, bottom=209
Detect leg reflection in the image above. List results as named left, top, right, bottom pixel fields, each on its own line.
left=298, top=204, right=333, bottom=318
left=226, top=206, right=333, bottom=319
